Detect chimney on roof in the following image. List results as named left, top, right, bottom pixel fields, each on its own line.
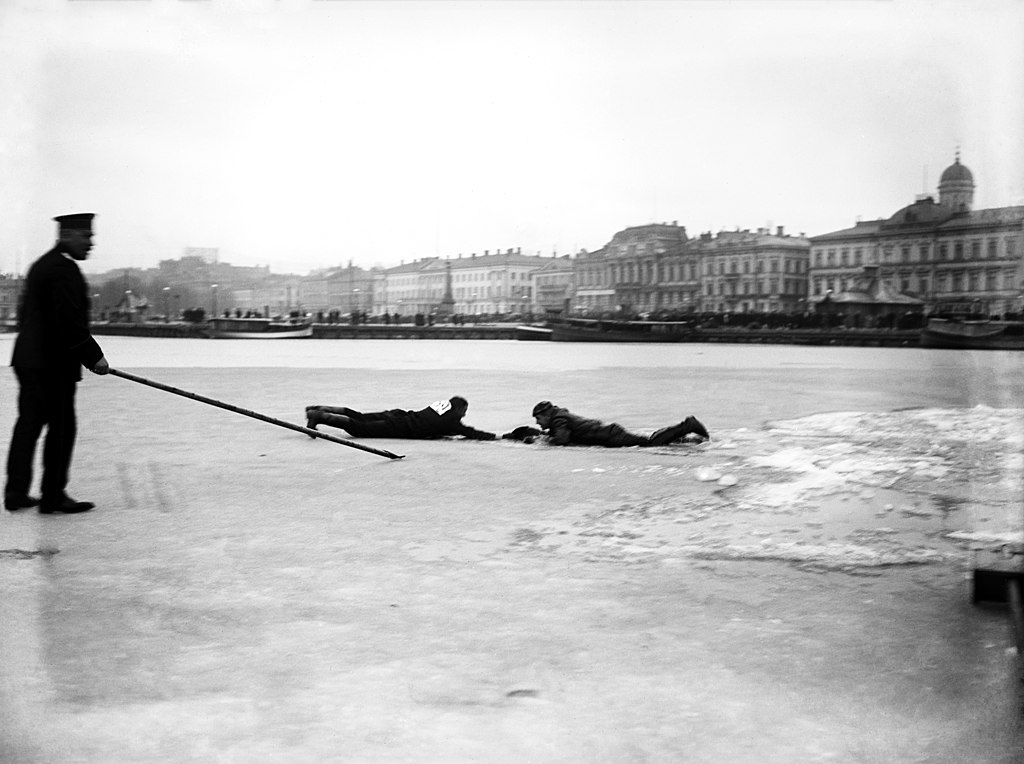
left=776, top=225, right=785, bottom=237
left=672, top=220, right=677, bottom=226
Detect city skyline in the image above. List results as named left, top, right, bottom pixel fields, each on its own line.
left=1, top=0, right=1022, bottom=277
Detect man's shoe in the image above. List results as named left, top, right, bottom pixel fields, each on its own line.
left=39, top=497, right=95, bottom=514
left=684, top=416, right=710, bottom=441
left=5, top=494, right=40, bottom=511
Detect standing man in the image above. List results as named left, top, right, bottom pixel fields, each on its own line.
left=5, top=213, right=109, bottom=514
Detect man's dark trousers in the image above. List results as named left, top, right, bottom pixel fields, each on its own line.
left=6, top=367, right=77, bottom=503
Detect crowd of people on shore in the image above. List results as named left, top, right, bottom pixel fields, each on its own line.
left=92, top=303, right=1024, bottom=333
left=304, top=308, right=939, bottom=331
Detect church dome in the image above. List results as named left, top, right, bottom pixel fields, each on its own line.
left=940, top=157, right=973, bottom=183
left=937, top=152, right=975, bottom=212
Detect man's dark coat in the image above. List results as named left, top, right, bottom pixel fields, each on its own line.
left=11, top=247, right=104, bottom=377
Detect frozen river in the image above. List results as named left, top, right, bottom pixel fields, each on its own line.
left=36, top=333, right=1024, bottom=418
left=1, top=336, right=1022, bottom=761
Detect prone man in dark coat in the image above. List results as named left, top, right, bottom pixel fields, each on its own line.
left=530, top=400, right=709, bottom=447
left=5, top=213, right=109, bottom=514
left=305, top=396, right=496, bottom=440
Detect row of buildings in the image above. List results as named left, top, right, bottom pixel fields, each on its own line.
left=2, top=154, right=1022, bottom=323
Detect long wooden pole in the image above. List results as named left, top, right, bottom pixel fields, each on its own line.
left=109, top=368, right=405, bottom=460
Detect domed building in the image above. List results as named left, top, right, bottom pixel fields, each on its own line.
left=808, top=153, right=1024, bottom=318
left=938, top=152, right=975, bottom=212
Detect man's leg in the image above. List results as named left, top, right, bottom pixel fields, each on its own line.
left=39, top=376, right=77, bottom=505
left=651, top=416, right=710, bottom=445
left=306, top=410, right=403, bottom=438
left=5, top=368, right=48, bottom=505
left=316, top=406, right=366, bottom=417
left=684, top=416, right=710, bottom=441
left=306, top=405, right=362, bottom=416
left=305, top=406, right=393, bottom=423
left=650, top=422, right=686, bottom=446
left=590, top=423, right=653, bottom=448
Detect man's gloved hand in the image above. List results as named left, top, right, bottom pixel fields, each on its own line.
left=502, top=426, right=542, bottom=443
left=91, top=356, right=110, bottom=375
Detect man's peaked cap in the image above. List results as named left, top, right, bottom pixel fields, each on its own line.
left=54, top=213, right=95, bottom=232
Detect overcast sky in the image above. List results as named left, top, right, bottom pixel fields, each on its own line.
left=1, top=0, right=1021, bottom=276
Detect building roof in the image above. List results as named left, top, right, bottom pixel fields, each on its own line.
left=532, top=256, right=575, bottom=274
left=609, top=222, right=688, bottom=243
left=811, top=204, right=1024, bottom=243
left=809, top=221, right=884, bottom=242
left=810, top=266, right=923, bottom=306
left=444, top=252, right=552, bottom=270
left=940, top=205, right=1024, bottom=229
left=880, top=197, right=958, bottom=230
left=387, top=258, right=439, bottom=274
left=692, top=229, right=810, bottom=251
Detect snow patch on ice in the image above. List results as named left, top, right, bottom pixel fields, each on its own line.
left=509, top=406, right=1023, bottom=573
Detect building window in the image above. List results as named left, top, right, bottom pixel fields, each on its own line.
left=954, top=242, right=964, bottom=260
left=901, top=246, right=911, bottom=262
left=939, top=243, right=948, bottom=260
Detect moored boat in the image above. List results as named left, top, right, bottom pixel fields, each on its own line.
left=549, top=317, right=694, bottom=343
left=207, top=316, right=313, bottom=339
left=515, top=324, right=554, bottom=341
left=920, top=317, right=1024, bottom=350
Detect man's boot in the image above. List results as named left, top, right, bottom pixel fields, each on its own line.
left=683, top=416, right=710, bottom=441
left=650, top=423, right=686, bottom=446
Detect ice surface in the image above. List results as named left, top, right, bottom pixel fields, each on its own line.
left=1, top=341, right=1022, bottom=761
left=504, top=406, right=1023, bottom=572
